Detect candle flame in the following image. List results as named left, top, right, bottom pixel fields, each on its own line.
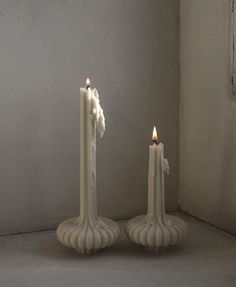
left=86, top=78, right=91, bottom=88
left=152, top=126, right=158, bottom=143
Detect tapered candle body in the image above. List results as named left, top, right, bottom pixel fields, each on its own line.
left=148, top=143, right=166, bottom=221
left=57, top=81, right=119, bottom=254
left=80, top=87, right=97, bottom=223
left=126, top=134, right=187, bottom=252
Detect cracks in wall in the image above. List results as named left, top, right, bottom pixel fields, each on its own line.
left=0, top=227, right=56, bottom=238
left=231, top=0, right=236, bottom=100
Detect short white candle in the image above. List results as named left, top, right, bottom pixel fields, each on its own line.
left=148, top=126, right=169, bottom=222
left=126, top=126, right=188, bottom=252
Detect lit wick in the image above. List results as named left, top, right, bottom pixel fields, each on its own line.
left=152, top=126, right=159, bottom=145
left=86, top=78, right=91, bottom=89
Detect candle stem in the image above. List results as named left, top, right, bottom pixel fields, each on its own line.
left=147, top=144, right=165, bottom=223
left=79, top=88, right=97, bottom=224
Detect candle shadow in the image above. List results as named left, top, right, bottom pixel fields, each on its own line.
left=14, top=221, right=191, bottom=264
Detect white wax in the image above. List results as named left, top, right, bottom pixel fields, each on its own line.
left=147, top=143, right=166, bottom=222
left=56, top=84, right=120, bottom=254
left=79, top=86, right=105, bottom=223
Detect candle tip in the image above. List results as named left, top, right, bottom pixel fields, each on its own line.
left=152, top=126, right=159, bottom=144
left=86, top=78, right=91, bottom=88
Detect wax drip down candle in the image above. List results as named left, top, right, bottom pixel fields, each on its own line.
left=57, top=79, right=120, bottom=254
left=126, top=126, right=188, bottom=252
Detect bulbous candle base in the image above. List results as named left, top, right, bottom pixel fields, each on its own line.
left=126, top=214, right=188, bottom=252
left=57, top=83, right=120, bottom=255
left=57, top=216, right=120, bottom=254
left=126, top=136, right=188, bottom=252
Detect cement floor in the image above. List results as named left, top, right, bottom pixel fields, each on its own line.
left=0, top=214, right=235, bottom=287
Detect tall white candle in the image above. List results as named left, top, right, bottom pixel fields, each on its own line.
left=79, top=78, right=105, bottom=224
left=57, top=78, right=119, bottom=254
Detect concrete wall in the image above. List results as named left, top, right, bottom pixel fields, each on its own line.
left=0, top=0, right=179, bottom=234
left=180, top=0, right=236, bottom=234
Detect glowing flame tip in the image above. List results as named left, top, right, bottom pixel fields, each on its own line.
left=152, top=126, right=158, bottom=143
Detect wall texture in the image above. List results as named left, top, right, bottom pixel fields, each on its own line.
left=180, top=0, right=236, bottom=234
left=0, top=0, right=179, bottom=234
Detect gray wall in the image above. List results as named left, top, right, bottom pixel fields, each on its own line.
left=0, top=0, right=179, bottom=234
left=180, top=0, right=236, bottom=234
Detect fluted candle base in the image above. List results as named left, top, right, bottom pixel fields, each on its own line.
left=126, top=214, right=188, bottom=252
left=57, top=217, right=120, bottom=254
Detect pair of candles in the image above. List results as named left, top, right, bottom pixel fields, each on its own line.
left=57, top=78, right=187, bottom=254
left=83, top=78, right=169, bottom=224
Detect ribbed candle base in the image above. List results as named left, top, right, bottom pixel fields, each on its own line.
left=126, top=214, right=188, bottom=251
left=57, top=217, right=120, bottom=254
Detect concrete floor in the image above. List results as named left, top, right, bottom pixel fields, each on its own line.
left=0, top=214, right=235, bottom=287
